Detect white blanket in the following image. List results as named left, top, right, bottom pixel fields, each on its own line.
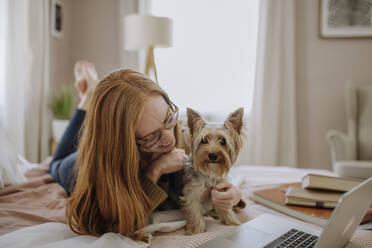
left=0, top=212, right=190, bottom=248
left=0, top=166, right=341, bottom=248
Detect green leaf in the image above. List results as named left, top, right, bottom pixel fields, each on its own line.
left=49, top=85, right=76, bottom=120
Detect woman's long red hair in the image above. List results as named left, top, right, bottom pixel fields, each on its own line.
left=67, top=69, right=173, bottom=240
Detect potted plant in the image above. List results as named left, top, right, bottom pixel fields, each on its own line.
left=50, top=86, right=76, bottom=143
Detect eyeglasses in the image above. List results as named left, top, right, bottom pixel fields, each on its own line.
left=136, top=100, right=179, bottom=149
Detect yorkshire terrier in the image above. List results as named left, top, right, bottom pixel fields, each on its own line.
left=180, top=107, right=244, bottom=235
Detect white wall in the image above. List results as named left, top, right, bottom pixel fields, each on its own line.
left=71, top=0, right=120, bottom=79
left=50, top=0, right=139, bottom=88
left=296, top=0, right=372, bottom=170
left=49, top=0, right=73, bottom=89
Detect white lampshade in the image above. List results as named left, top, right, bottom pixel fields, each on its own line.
left=124, top=14, right=173, bottom=50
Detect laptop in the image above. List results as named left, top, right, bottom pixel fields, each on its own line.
left=201, top=177, right=372, bottom=248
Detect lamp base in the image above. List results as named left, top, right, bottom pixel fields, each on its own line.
left=145, top=46, right=159, bottom=84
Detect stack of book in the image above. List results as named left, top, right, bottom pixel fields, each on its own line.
left=250, top=173, right=371, bottom=227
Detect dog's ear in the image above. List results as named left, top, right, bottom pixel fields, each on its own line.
left=225, top=107, right=244, bottom=134
left=187, top=107, right=204, bottom=135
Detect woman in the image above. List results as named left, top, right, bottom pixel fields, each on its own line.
left=50, top=62, right=243, bottom=240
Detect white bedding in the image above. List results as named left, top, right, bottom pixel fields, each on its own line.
left=0, top=222, right=149, bottom=248
left=2, top=166, right=370, bottom=248
left=0, top=213, right=189, bottom=248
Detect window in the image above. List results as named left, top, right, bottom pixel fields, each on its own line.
left=0, top=0, right=8, bottom=117
left=151, top=0, right=259, bottom=116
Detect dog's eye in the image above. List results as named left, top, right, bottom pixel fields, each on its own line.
left=200, top=138, right=208, bottom=144
left=220, top=138, right=226, bottom=146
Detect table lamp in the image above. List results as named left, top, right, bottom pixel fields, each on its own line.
left=124, top=14, right=173, bottom=84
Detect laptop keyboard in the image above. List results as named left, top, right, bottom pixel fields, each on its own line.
left=263, top=229, right=319, bottom=248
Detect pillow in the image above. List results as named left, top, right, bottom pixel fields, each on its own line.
left=0, top=120, right=27, bottom=189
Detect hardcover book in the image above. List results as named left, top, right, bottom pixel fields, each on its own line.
left=285, top=186, right=342, bottom=208
left=250, top=183, right=372, bottom=227
left=302, top=174, right=364, bottom=192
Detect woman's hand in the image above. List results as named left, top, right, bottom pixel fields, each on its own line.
left=211, top=182, right=242, bottom=211
left=146, top=148, right=186, bottom=183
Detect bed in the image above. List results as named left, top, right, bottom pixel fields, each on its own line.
left=0, top=160, right=371, bottom=248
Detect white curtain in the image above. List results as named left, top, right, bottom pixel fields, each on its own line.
left=4, top=0, right=51, bottom=163
left=0, top=1, right=7, bottom=121
left=244, top=0, right=297, bottom=167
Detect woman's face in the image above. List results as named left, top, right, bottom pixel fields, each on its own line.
left=135, top=95, right=176, bottom=153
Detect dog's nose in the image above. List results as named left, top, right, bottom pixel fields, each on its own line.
left=208, top=153, right=218, bottom=161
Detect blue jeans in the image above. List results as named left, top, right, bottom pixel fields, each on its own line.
left=49, top=109, right=86, bottom=195
left=50, top=152, right=77, bottom=194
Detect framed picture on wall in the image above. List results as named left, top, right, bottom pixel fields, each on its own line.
left=320, top=0, right=372, bottom=38
left=51, top=0, right=64, bottom=39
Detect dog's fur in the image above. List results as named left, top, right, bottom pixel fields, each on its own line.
left=180, top=107, right=244, bottom=234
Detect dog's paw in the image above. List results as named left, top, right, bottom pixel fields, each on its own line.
left=219, top=211, right=241, bottom=226
left=222, top=217, right=241, bottom=226
left=185, top=220, right=206, bottom=235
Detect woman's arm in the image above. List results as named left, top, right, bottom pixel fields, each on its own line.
left=142, top=148, right=186, bottom=214
left=145, top=148, right=186, bottom=183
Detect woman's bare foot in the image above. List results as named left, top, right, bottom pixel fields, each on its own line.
left=74, top=61, right=98, bottom=111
